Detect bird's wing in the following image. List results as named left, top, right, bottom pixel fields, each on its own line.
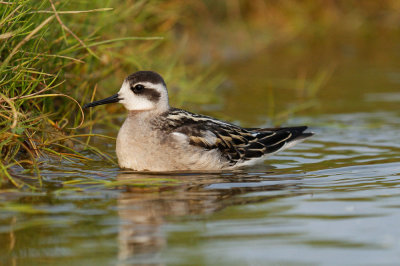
left=164, top=109, right=312, bottom=166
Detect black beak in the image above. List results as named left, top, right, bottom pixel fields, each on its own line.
left=83, top=94, right=120, bottom=109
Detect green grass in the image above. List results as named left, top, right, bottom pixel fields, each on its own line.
left=0, top=1, right=164, bottom=188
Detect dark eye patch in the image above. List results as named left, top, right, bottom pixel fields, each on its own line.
left=142, top=88, right=161, bottom=102
left=131, top=84, right=161, bottom=102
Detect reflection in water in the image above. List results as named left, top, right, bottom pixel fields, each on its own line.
left=116, top=171, right=304, bottom=263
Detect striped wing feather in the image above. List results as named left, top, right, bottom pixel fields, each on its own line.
left=164, top=108, right=312, bottom=165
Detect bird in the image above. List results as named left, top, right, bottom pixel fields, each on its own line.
left=83, top=71, right=313, bottom=171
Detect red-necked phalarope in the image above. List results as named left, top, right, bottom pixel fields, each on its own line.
left=83, top=71, right=313, bottom=171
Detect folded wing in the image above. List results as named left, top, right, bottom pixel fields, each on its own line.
left=165, top=108, right=313, bottom=166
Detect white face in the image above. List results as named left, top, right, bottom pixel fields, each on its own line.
left=118, top=81, right=169, bottom=112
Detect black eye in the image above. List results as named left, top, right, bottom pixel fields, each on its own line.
left=132, top=84, right=145, bottom=93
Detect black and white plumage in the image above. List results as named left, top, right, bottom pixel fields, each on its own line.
left=83, top=71, right=313, bottom=171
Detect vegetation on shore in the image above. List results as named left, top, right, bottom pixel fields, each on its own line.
left=1, top=0, right=399, bottom=188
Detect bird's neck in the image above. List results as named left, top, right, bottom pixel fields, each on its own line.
left=128, top=106, right=170, bottom=120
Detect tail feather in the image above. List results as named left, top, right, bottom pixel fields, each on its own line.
left=250, top=126, right=314, bottom=154
left=233, top=126, right=314, bottom=167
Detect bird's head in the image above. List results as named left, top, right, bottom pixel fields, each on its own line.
left=83, top=71, right=169, bottom=113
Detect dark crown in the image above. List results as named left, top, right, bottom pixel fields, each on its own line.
left=126, top=71, right=166, bottom=87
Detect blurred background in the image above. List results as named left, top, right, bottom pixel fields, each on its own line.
left=1, top=1, right=400, bottom=265
left=2, top=0, right=400, bottom=133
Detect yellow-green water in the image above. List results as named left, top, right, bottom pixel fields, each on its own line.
left=1, top=36, right=400, bottom=265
